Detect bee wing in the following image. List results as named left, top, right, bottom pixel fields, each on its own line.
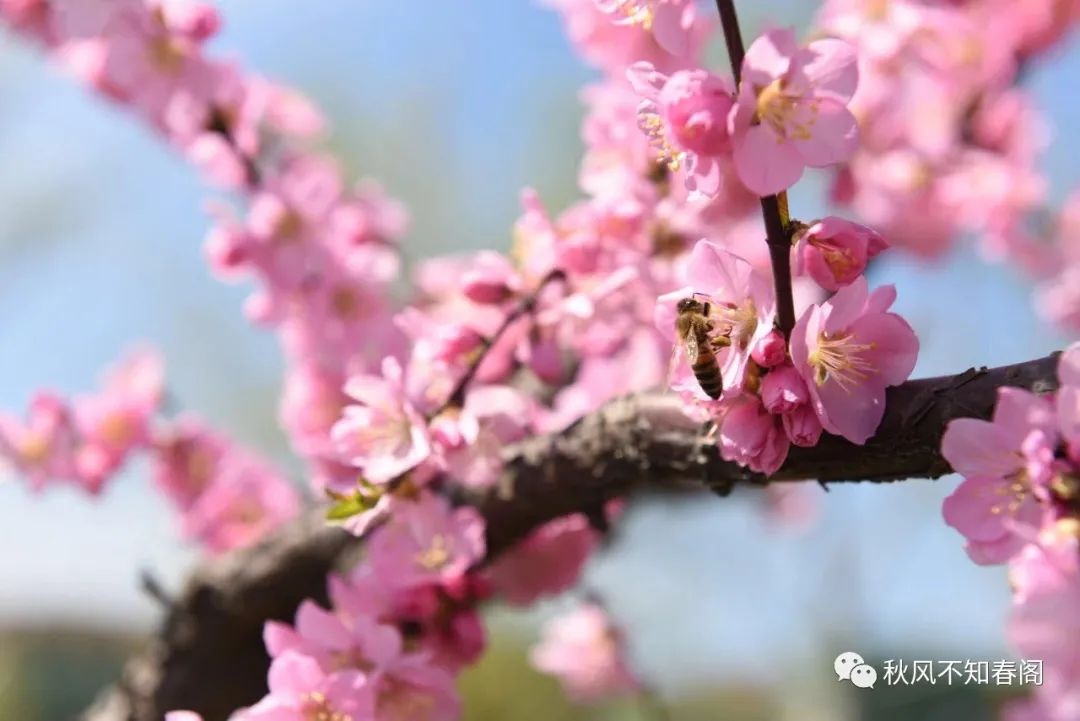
left=683, top=332, right=699, bottom=366
left=666, top=333, right=698, bottom=390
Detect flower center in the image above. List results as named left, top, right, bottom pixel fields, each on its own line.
left=755, top=79, right=815, bottom=142
left=810, top=237, right=858, bottom=280
left=19, top=433, right=51, bottom=465
left=637, top=107, right=686, bottom=172
left=712, top=298, right=758, bottom=349
left=603, top=0, right=654, bottom=29
left=808, top=332, right=876, bottom=389
left=988, top=473, right=1030, bottom=517
left=356, top=410, right=412, bottom=456
left=302, top=691, right=352, bottom=721
left=415, top=533, right=452, bottom=571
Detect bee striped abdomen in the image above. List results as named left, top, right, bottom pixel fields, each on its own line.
left=692, top=346, right=723, bottom=399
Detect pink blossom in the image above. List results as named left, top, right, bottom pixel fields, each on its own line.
left=760, top=364, right=809, bottom=415
left=1058, top=343, right=1080, bottom=455
left=243, top=651, right=372, bottom=721
left=941, top=387, right=1057, bottom=479
left=941, top=475, right=1044, bottom=565
left=331, top=357, right=431, bottom=485
left=595, top=0, right=696, bottom=57
left=655, top=241, right=776, bottom=395
left=782, top=404, right=823, bottom=448
left=750, top=329, right=786, bottom=368
left=265, top=599, right=402, bottom=675
left=365, top=491, right=486, bottom=587
left=440, top=385, right=534, bottom=489
left=530, top=603, right=640, bottom=703
left=279, top=363, right=348, bottom=461
left=150, top=415, right=228, bottom=510
left=370, top=654, right=461, bottom=721
left=0, top=392, right=76, bottom=490
left=717, top=395, right=789, bottom=475
left=794, top=217, right=888, bottom=291
left=729, top=29, right=859, bottom=196
left=181, top=453, right=299, bottom=553
left=628, top=63, right=735, bottom=198
left=460, top=251, right=522, bottom=305
left=790, top=278, right=919, bottom=444
left=488, top=514, right=599, bottom=605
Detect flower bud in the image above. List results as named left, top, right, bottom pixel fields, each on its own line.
left=751, top=329, right=787, bottom=368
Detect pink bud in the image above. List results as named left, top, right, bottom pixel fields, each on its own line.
left=461, top=252, right=520, bottom=304
left=751, top=329, right=787, bottom=368
left=204, top=224, right=251, bottom=275
left=187, top=133, right=248, bottom=190
left=783, top=405, right=823, bottom=448
left=525, top=338, right=565, bottom=384
left=760, top=365, right=809, bottom=415
left=795, top=217, right=888, bottom=291
left=718, top=397, right=789, bottom=474
left=441, top=573, right=472, bottom=602
left=431, top=325, right=485, bottom=364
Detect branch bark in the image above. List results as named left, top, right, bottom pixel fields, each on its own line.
left=82, top=353, right=1060, bottom=721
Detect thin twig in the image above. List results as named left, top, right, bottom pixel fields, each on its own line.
left=714, top=0, right=798, bottom=337
left=434, top=267, right=566, bottom=414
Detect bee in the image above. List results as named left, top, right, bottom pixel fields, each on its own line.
left=673, top=294, right=727, bottom=400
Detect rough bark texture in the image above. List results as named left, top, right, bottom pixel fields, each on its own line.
left=82, top=353, right=1061, bottom=721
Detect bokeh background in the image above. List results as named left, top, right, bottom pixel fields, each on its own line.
left=0, top=0, right=1075, bottom=719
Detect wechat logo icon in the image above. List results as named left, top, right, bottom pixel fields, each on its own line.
left=835, top=651, right=877, bottom=689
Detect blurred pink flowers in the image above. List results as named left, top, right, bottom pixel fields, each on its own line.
left=530, top=602, right=640, bottom=702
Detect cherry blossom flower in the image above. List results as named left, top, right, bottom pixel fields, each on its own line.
left=181, top=452, right=299, bottom=553
left=656, top=240, right=776, bottom=396
left=531, top=603, right=640, bottom=702
left=790, top=278, right=919, bottom=444
left=365, top=491, right=486, bottom=587
left=243, top=651, right=372, bottom=721
left=793, top=217, right=888, bottom=291
left=0, top=392, right=76, bottom=490
left=331, top=357, right=432, bottom=485
left=729, top=29, right=859, bottom=196
left=717, top=395, right=790, bottom=475
left=488, top=514, right=599, bottom=605
left=628, top=63, right=735, bottom=198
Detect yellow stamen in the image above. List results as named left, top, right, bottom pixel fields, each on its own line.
left=807, top=332, right=876, bottom=390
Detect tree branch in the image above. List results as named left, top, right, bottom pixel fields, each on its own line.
left=82, top=353, right=1060, bottom=720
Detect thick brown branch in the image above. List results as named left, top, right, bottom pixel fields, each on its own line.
left=83, top=353, right=1060, bottom=720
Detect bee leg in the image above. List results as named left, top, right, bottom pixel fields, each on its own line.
left=709, top=336, right=731, bottom=349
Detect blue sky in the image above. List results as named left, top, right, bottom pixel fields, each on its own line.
left=0, top=0, right=1076, bottom=697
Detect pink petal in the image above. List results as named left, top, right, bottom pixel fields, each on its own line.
left=865, top=284, right=897, bottom=314
left=813, top=376, right=885, bottom=444
left=650, top=2, right=689, bottom=56
left=296, top=600, right=348, bottom=649
left=941, top=418, right=1020, bottom=477
left=802, top=38, right=859, bottom=102
left=793, top=101, right=859, bottom=168
left=821, top=276, right=869, bottom=333
left=685, top=154, right=722, bottom=198
left=687, top=241, right=752, bottom=299
left=654, top=287, right=691, bottom=341
left=626, top=61, right=665, bottom=100
left=941, top=476, right=1011, bottom=543
left=1058, top=342, right=1080, bottom=386
left=850, top=312, right=919, bottom=387
left=267, top=652, right=324, bottom=695
left=742, top=28, right=796, bottom=85
left=1057, top=387, right=1080, bottom=447
left=732, top=124, right=804, bottom=196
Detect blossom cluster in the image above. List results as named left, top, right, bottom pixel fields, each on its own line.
left=811, top=0, right=1080, bottom=334
left=4, top=0, right=1079, bottom=719
left=166, top=493, right=639, bottom=720
left=0, top=347, right=299, bottom=552
left=941, top=344, right=1080, bottom=720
